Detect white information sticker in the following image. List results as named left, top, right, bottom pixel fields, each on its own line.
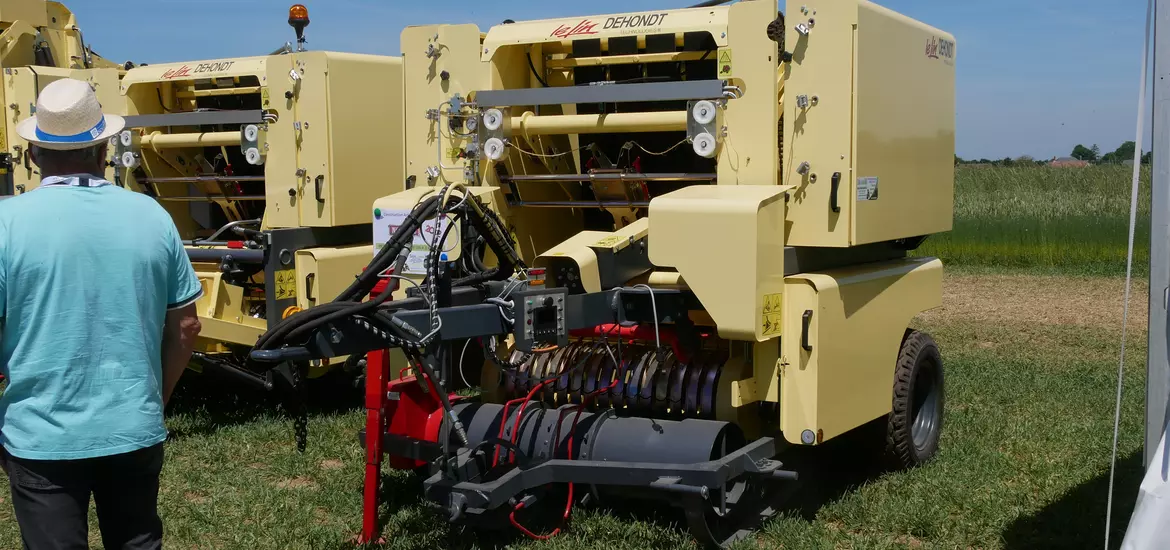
left=372, top=209, right=460, bottom=276
left=857, top=177, right=879, bottom=201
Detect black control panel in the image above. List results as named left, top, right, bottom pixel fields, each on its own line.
left=511, top=288, right=569, bottom=352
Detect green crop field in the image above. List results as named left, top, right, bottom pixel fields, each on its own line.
left=916, top=165, right=1152, bottom=276
left=0, top=166, right=1152, bottom=549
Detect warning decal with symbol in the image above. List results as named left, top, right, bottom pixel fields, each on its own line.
left=717, top=49, right=733, bottom=78
left=274, top=269, right=298, bottom=300
left=761, top=292, right=782, bottom=337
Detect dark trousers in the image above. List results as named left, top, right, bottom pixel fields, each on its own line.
left=0, top=443, right=164, bottom=550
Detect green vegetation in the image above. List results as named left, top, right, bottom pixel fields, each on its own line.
left=916, top=165, right=1151, bottom=276
left=0, top=273, right=1147, bottom=549
left=0, top=167, right=1149, bottom=548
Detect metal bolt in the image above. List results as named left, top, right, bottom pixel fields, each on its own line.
left=797, top=161, right=811, bottom=175
left=796, top=95, right=810, bottom=109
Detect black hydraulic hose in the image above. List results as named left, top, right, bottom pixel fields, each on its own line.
left=256, top=203, right=431, bottom=351
left=255, top=189, right=525, bottom=354
left=407, top=348, right=469, bottom=446
left=461, top=195, right=525, bottom=279
left=337, top=196, right=443, bottom=303
left=273, top=247, right=414, bottom=347
left=280, top=282, right=400, bottom=345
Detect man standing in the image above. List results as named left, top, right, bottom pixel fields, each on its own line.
left=0, top=78, right=203, bottom=549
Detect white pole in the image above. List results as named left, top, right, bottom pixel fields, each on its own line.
left=1148, top=0, right=1170, bottom=469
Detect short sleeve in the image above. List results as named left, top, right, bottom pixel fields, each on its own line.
left=0, top=225, right=6, bottom=321
left=165, top=221, right=202, bottom=311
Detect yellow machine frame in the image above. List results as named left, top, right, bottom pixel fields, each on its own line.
left=383, top=0, right=955, bottom=447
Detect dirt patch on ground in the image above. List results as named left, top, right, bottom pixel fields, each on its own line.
left=275, top=477, right=318, bottom=490
left=184, top=492, right=209, bottom=504
left=319, top=459, right=344, bottom=471
left=919, top=273, right=1149, bottom=331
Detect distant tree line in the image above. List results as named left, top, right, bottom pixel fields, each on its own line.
left=956, top=141, right=1153, bottom=166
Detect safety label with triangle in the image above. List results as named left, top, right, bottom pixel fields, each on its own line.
left=718, top=49, right=733, bottom=77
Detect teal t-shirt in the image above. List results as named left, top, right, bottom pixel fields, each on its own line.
left=0, top=174, right=203, bottom=460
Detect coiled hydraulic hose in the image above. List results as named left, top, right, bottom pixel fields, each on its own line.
left=254, top=188, right=524, bottom=354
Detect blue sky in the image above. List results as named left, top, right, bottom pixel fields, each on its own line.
left=68, top=0, right=1152, bottom=160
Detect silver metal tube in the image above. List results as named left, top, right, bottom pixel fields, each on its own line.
left=511, top=200, right=651, bottom=208
left=203, top=218, right=262, bottom=242
left=144, top=176, right=266, bottom=184
left=155, top=195, right=265, bottom=202
left=185, top=248, right=265, bottom=263
left=502, top=173, right=716, bottom=183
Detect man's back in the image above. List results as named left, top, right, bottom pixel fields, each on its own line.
left=0, top=178, right=203, bottom=460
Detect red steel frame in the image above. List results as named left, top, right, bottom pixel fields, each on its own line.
left=360, top=347, right=389, bottom=544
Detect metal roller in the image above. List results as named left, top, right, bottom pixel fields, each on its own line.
left=503, top=342, right=729, bottom=420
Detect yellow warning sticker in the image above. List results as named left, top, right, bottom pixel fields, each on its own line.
left=718, top=49, right=733, bottom=78
left=275, top=269, right=298, bottom=300
left=761, top=293, right=782, bottom=337
left=592, top=236, right=622, bottom=248
left=261, top=87, right=271, bottom=108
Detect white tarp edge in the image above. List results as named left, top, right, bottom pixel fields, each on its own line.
left=1122, top=428, right=1170, bottom=549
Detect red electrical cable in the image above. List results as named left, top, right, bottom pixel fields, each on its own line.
left=510, top=336, right=629, bottom=541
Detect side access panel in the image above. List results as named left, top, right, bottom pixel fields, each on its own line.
left=852, top=1, right=955, bottom=244
left=401, top=24, right=488, bottom=188
left=782, top=0, right=858, bottom=247
left=319, top=53, right=405, bottom=228
left=295, top=245, right=378, bottom=311
left=780, top=257, right=943, bottom=445
left=649, top=184, right=791, bottom=342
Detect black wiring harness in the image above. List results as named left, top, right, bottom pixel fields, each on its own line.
left=251, top=185, right=527, bottom=451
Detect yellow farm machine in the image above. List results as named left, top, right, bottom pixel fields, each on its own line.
left=0, top=0, right=128, bottom=197
left=104, top=6, right=406, bottom=396
left=244, top=0, right=958, bottom=546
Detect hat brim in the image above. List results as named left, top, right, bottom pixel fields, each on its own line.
left=16, top=114, right=126, bottom=151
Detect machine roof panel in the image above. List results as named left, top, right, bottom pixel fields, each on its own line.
left=481, top=6, right=731, bottom=60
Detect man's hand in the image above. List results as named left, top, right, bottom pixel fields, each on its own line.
left=161, top=303, right=201, bottom=407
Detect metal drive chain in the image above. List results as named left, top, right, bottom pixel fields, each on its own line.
left=292, top=363, right=308, bottom=452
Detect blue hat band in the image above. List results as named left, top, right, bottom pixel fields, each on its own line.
left=34, top=116, right=107, bottom=143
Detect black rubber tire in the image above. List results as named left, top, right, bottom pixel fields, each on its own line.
left=885, top=329, right=944, bottom=469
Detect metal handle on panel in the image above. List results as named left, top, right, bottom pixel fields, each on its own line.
left=830, top=172, right=841, bottom=213
left=801, top=310, right=813, bottom=351
left=305, top=273, right=316, bottom=302
left=314, top=175, right=325, bottom=203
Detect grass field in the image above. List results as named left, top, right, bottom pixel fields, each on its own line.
left=917, top=165, right=1151, bottom=276
left=0, top=166, right=1153, bottom=549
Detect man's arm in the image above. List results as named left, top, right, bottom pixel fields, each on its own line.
left=161, top=302, right=201, bottom=406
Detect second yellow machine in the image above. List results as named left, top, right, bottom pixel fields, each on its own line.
left=251, top=0, right=956, bottom=546
left=109, top=7, right=406, bottom=392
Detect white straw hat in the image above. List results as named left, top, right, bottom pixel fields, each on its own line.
left=15, top=78, right=124, bottom=151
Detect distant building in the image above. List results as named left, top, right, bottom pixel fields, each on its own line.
left=1050, top=157, right=1090, bottom=168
